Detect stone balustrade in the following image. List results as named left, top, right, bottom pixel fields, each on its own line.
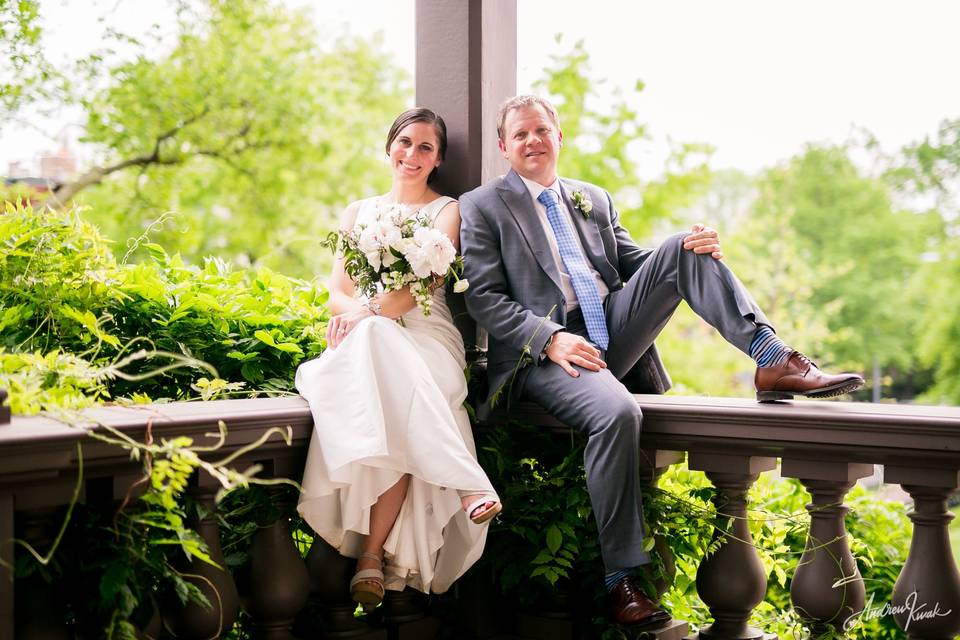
left=1, top=394, right=958, bottom=639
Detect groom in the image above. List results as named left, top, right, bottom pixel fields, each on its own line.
left=459, top=95, right=864, bottom=626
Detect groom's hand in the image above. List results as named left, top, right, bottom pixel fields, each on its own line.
left=545, top=331, right=607, bottom=377
left=683, top=223, right=723, bottom=260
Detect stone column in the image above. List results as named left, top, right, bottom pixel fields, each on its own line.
left=0, top=491, right=13, bottom=640
left=885, top=466, right=960, bottom=640
left=162, top=485, right=240, bottom=639
left=781, top=459, right=872, bottom=635
left=245, top=511, right=310, bottom=639
left=688, top=452, right=776, bottom=640
left=13, top=508, right=70, bottom=640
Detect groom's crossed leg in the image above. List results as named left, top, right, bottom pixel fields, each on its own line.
left=604, top=231, right=768, bottom=379
left=601, top=231, right=863, bottom=400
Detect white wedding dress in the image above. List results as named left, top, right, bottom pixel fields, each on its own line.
left=296, top=195, right=497, bottom=594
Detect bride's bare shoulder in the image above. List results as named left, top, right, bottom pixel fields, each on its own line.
left=337, top=199, right=368, bottom=231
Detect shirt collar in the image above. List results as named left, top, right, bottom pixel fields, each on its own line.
left=518, top=173, right=562, bottom=203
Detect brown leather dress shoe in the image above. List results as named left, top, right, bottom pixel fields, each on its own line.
left=608, top=576, right=672, bottom=627
left=755, top=351, right=865, bottom=402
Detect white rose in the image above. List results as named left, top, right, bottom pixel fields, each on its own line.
left=413, top=227, right=457, bottom=275
left=405, top=245, right=436, bottom=279
left=365, top=219, right=402, bottom=250
left=358, top=227, right=380, bottom=254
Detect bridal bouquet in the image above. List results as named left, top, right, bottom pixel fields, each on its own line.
left=325, top=202, right=468, bottom=316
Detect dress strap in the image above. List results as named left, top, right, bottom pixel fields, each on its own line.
left=422, top=196, right=457, bottom=225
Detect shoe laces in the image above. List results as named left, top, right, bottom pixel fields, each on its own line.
left=619, top=575, right=642, bottom=596
left=789, top=351, right=818, bottom=375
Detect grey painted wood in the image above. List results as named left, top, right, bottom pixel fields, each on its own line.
left=414, top=0, right=516, bottom=197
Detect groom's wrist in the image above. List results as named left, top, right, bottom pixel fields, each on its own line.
left=541, top=330, right=560, bottom=360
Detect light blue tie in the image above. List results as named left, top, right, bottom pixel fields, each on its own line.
left=537, top=189, right=609, bottom=349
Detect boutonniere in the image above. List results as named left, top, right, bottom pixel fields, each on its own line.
left=571, top=188, right=593, bottom=219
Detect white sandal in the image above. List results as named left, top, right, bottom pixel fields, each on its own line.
left=464, top=495, right=502, bottom=525
left=349, top=551, right=384, bottom=611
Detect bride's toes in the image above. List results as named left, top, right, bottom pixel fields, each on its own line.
left=468, top=501, right=494, bottom=518
left=462, top=495, right=502, bottom=524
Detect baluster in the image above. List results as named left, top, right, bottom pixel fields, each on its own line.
left=885, top=466, right=960, bottom=640
left=384, top=588, right=443, bottom=639
left=1, top=491, right=13, bottom=640
left=163, top=485, right=240, bottom=639
left=687, top=452, right=776, bottom=640
left=306, top=536, right=385, bottom=638
left=245, top=491, right=310, bottom=639
left=13, top=508, right=71, bottom=640
left=781, top=460, right=871, bottom=635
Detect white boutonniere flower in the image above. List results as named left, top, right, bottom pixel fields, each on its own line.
left=571, top=188, right=593, bottom=219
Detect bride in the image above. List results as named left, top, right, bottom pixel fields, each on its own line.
left=296, top=108, right=501, bottom=609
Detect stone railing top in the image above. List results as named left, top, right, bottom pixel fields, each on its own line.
left=500, top=395, right=960, bottom=468
left=2, top=395, right=958, bottom=483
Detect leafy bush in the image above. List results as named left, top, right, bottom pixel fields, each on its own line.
left=0, top=199, right=328, bottom=412
left=1, top=201, right=314, bottom=635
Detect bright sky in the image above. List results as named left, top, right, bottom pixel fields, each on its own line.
left=3, top=0, right=959, bottom=179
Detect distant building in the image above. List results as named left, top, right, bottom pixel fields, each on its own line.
left=6, top=161, right=32, bottom=179
left=39, top=145, right=77, bottom=184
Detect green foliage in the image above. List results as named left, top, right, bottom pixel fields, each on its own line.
left=891, top=117, right=960, bottom=403
left=477, top=422, right=600, bottom=598
left=917, top=234, right=960, bottom=402
left=752, top=147, right=933, bottom=372
left=0, top=0, right=49, bottom=116
left=0, top=199, right=312, bottom=634
left=0, top=199, right=328, bottom=411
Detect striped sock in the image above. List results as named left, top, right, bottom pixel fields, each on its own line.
left=750, top=325, right=792, bottom=367
left=605, top=568, right=634, bottom=591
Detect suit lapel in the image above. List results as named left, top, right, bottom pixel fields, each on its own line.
left=497, top=170, right=564, bottom=294
left=559, top=179, right=618, bottom=279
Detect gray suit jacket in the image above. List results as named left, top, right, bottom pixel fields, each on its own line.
left=460, top=169, right=670, bottom=416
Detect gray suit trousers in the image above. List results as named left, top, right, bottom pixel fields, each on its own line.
left=518, top=232, right=769, bottom=571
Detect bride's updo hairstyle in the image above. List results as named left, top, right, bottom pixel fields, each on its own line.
left=385, top=108, right=448, bottom=183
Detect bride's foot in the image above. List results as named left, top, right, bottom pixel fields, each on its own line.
left=350, top=551, right=385, bottom=611
left=461, top=493, right=502, bottom=525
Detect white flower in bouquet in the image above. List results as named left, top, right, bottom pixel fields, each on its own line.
left=365, top=251, right=382, bottom=271
left=359, top=219, right=402, bottom=254
left=406, top=227, right=457, bottom=278
left=325, top=201, right=467, bottom=316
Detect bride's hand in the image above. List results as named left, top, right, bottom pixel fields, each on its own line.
left=326, top=309, right=374, bottom=349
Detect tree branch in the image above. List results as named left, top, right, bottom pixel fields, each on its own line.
left=48, top=107, right=212, bottom=209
